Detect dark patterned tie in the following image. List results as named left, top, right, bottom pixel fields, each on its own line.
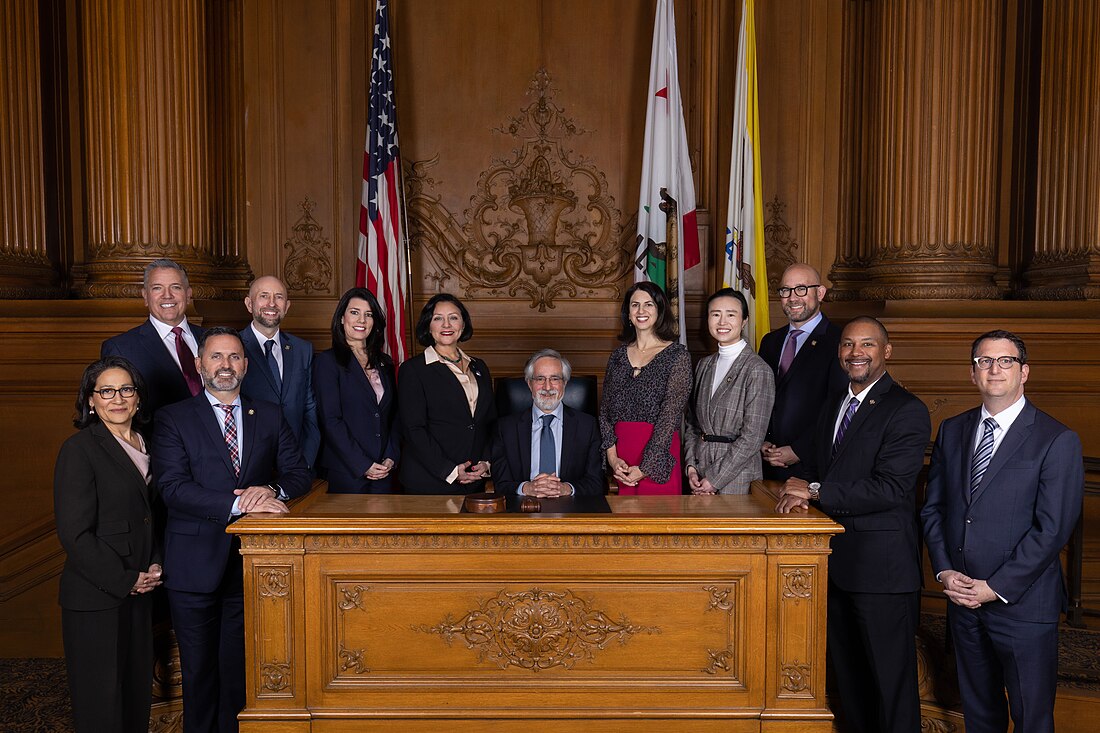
left=264, top=339, right=283, bottom=394
left=970, top=417, right=998, bottom=495
left=218, top=404, right=240, bottom=476
left=539, top=414, right=556, bottom=475
left=172, top=326, right=202, bottom=396
left=777, top=329, right=803, bottom=377
left=832, top=397, right=860, bottom=456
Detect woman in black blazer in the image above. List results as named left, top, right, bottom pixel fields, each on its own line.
left=54, top=355, right=162, bottom=733
left=314, top=287, right=399, bottom=492
left=398, top=294, right=495, bottom=494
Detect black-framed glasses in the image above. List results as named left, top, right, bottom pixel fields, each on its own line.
left=776, top=284, right=819, bottom=298
left=972, top=356, right=1023, bottom=370
left=93, top=386, right=137, bottom=399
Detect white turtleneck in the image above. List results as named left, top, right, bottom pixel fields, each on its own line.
left=711, top=340, right=747, bottom=395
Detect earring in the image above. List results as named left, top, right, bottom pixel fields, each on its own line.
left=90, top=407, right=95, bottom=414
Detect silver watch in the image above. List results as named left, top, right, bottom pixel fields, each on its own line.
left=808, top=482, right=821, bottom=501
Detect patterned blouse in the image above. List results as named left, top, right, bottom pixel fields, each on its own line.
left=599, top=341, right=693, bottom=483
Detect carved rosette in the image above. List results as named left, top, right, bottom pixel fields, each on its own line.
left=283, top=198, right=333, bottom=294
left=405, top=68, right=632, bottom=310
left=416, top=588, right=659, bottom=671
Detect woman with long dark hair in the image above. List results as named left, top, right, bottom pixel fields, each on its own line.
left=599, top=281, right=692, bottom=494
left=397, top=293, right=495, bottom=494
left=313, top=287, right=399, bottom=492
left=54, top=355, right=161, bottom=732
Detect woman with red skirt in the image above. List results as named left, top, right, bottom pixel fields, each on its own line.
left=599, top=282, right=692, bottom=494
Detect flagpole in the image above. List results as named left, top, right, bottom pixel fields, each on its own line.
left=395, top=157, right=417, bottom=358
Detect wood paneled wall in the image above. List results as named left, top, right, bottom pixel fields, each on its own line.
left=1, top=0, right=1098, bottom=656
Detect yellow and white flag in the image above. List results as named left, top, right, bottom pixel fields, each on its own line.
left=723, top=0, right=768, bottom=348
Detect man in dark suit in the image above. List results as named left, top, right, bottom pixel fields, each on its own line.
left=758, top=263, right=847, bottom=480
left=777, top=317, right=931, bottom=733
left=491, top=349, right=604, bottom=497
left=921, top=330, right=1083, bottom=733
left=239, top=275, right=319, bottom=469
left=152, top=327, right=310, bottom=733
left=101, top=258, right=207, bottom=418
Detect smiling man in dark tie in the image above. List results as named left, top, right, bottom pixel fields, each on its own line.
left=491, top=349, right=604, bottom=498
left=153, top=327, right=309, bottom=732
left=777, top=316, right=931, bottom=733
left=922, top=331, right=1082, bottom=733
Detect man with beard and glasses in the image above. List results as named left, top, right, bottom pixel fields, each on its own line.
left=491, top=349, right=604, bottom=497
left=776, top=317, right=930, bottom=733
left=758, top=263, right=847, bottom=480
left=152, top=327, right=310, bottom=733
left=239, top=275, right=320, bottom=469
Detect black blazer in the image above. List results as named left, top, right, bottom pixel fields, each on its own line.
left=54, top=422, right=161, bottom=611
left=152, top=393, right=311, bottom=593
left=397, top=353, right=495, bottom=494
left=758, top=316, right=847, bottom=474
left=803, top=373, right=931, bottom=594
left=313, top=349, right=399, bottom=492
left=922, top=401, right=1083, bottom=622
left=239, top=327, right=320, bottom=468
left=101, top=319, right=207, bottom=418
left=491, top=405, right=605, bottom=496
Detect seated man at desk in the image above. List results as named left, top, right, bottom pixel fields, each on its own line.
left=492, top=349, right=604, bottom=497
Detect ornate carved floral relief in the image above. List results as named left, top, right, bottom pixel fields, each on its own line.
left=335, top=582, right=370, bottom=676
left=701, top=585, right=738, bottom=676
left=763, top=196, right=799, bottom=292
left=405, top=68, right=633, bottom=310
left=283, top=197, right=333, bottom=294
left=416, top=587, right=659, bottom=671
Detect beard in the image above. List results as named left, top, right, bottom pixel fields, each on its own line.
left=254, top=310, right=283, bottom=329
left=533, top=389, right=562, bottom=412
left=203, top=368, right=244, bottom=392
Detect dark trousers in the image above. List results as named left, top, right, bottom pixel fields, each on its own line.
left=167, top=556, right=245, bottom=733
left=62, top=594, right=153, bottom=733
left=948, top=604, right=1058, bottom=733
left=827, top=583, right=921, bottom=733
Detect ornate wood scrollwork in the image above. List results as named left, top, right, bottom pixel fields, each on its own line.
left=258, top=569, right=290, bottom=598
left=405, top=68, right=632, bottom=310
left=416, top=587, right=659, bottom=671
left=780, top=661, right=811, bottom=693
left=338, top=645, right=370, bottom=674
left=700, top=585, right=737, bottom=676
left=283, top=197, right=333, bottom=294
left=781, top=568, right=813, bottom=600
left=763, top=197, right=800, bottom=292
left=260, top=661, right=291, bottom=692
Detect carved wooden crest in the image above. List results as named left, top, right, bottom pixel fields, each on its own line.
left=405, top=68, right=633, bottom=310
left=283, top=197, right=333, bottom=294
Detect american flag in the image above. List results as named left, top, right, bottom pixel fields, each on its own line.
left=356, top=0, right=409, bottom=364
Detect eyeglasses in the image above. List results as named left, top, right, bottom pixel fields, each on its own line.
left=972, top=356, right=1023, bottom=370
left=530, top=376, right=565, bottom=386
left=776, top=284, right=820, bottom=298
left=93, top=386, right=137, bottom=399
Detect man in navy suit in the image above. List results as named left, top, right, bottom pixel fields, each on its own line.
left=101, top=258, right=206, bottom=418
left=922, top=330, right=1083, bottom=733
left=778, top=317, right=931, bottom=733
left=492, top=349, right=604, bottom=497
left=239, top=275, right=319, bottom=469
left=758, top=263, right=847, bottom=480
left=153, top=327, right=310, bottom=733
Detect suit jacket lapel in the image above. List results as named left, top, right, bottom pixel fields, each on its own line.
left=559, top=407, right=578, bottom=479
left=242, top=328, right=282, bottom=397
left=971, top=401, right=1035, bottom=505
left=708, top=348, right=753, bottom=420
left=516, top=410, right=533, bottom=480
left=239, top=398, right=259, bottom=481
left=779, top=318, right=830, bottom=388
left=139, top=320, right=188, bottom=379
left=958, top=409, right=980, bottom=504
left=91, top=422, right=151, bottom=509
left=830, top=373, right=893, bottom=463
left=196, top=394, right=237, bottom=479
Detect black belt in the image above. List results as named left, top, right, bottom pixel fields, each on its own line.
left=701, top=433, right=736, bottom=443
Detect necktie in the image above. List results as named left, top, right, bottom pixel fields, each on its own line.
left=218, top=404, right=240, bottom=476
left=832, top=397, right=860, bottom=455
left=172, top=326, right=203, bottom=396
left=970, top=417, right=998, bottom=495
left=264, top=339, right=283, bottom=393
left=778, top=328, right=804, bottom=377
left=539, top=414, right=556, bottom=475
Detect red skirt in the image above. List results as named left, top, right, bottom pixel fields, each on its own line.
left=613, top=421, right=682, bottom=495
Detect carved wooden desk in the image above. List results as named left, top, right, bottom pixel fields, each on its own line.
left=227, top=488, right=842, bottom=732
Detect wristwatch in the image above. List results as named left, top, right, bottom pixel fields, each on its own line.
left=807, top=482, right=821, bottom=501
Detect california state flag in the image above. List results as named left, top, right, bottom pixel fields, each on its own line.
left=634, top=0, right=699, bottom=341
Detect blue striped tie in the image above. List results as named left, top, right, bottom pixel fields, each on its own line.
left=970, top=417, right=998, bottom=495
left=832, top=397, right=860, bottom=456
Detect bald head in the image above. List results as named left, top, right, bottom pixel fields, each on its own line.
left=778, top=264, right=827, bottom=327
left=245, top=276, right=290, bottom=336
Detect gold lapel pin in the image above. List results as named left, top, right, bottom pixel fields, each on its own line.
left=248, top=409, right=255, bottom=415
left=868, top=400, right=876, bottom=405
left=811, top=340, right=817, bottom=346
left=284, top=344, right=290, bottom=350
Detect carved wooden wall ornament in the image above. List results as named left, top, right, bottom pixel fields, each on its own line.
left=405, top=69, right=632, bottom=310
left=283, top=197, right=334, bottom=295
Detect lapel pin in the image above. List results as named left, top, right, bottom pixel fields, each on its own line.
left=811, top=340, right=817, bottom=346
left=869, top=400, right=876, bottom=405
left=284, top=344, right=290, bottom=350
left=248, top=409, right=255, bottom=415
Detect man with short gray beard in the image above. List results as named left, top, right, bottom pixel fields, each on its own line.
left=491, top=349, right=604, bottom=497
